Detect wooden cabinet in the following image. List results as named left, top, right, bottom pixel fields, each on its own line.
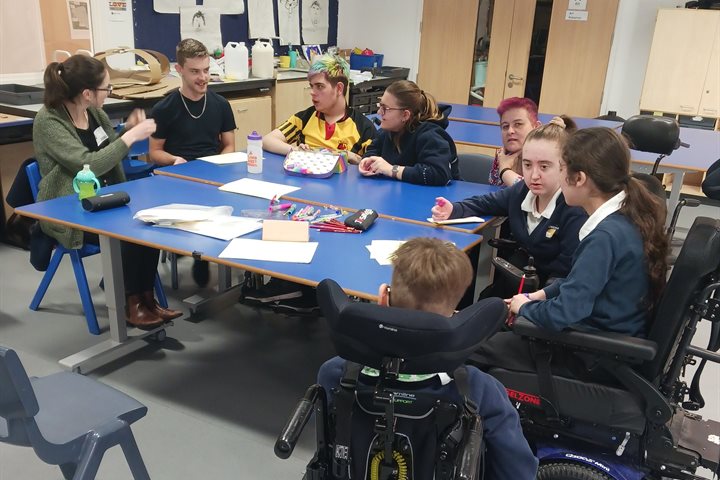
left=273, top=80, right=312, bottom=128
left=228, top=96, right=272, bottom=151
left=641, top=9, right=720, bottom=116
left=699, top=33, right=720, bottom=118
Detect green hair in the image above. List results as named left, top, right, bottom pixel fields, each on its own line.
left=308, top=54, right=350, bottom=94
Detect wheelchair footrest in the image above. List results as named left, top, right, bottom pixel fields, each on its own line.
left=674, top=411, right=720, bottom=475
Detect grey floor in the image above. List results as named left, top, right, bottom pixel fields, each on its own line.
left=0, top=203, right=718, bottom=480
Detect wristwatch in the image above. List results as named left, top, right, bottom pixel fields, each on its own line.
left=391, top=165, right=399, bottom=179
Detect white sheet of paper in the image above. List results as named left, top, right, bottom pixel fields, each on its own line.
left=219, top=238, right=318, bottom=263
left=180, top=7, right=223, bottom=54
left=278, top=0, right=301, bottom=45
left=198, top=152, right=248, bottom=164
left=154, top=0, right=195, bottom=13
left=427, top=216, right=485, bottom=225
left=134, top=204, right=233, bottom=224
left=366, top=240, right=406, bottom=265
left=219, top=178, right=300, bottom=200
left=202, top=0, right=244, bottom=14
left=301, top=0, right=328, bottom=44
left=247, top=0, right=277, bottom=39
left=154, top=216, right=261, bottom=241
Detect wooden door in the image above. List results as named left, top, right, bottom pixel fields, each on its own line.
left=483, top=0, right=537, bottom=108
left=641, top=9, right=719, bottom=115
left=229, top=96, right=272, bottom=151
left=698, top=21, right=720, bottom=118
left=417, top=0, right=480, bottom=104
left=538, top=0, right=619, bottom=118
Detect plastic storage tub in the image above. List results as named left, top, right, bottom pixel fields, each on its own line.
left=350, top=53, right=384, bottom=71
left=0, top=84, right=44, bottom=105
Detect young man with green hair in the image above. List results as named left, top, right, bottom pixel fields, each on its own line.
left=263, top=54, right=376, bottom=165
left=254, top=54, right=377, bottom=309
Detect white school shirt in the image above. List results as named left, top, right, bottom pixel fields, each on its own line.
left=520, top=188, right=562, bottom=234
left=578, top=191, right=626, bottom=241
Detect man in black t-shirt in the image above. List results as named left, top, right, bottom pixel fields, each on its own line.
left=149, top=38, right=236, bottom=166
left=149, top=39, right=236, bottom=286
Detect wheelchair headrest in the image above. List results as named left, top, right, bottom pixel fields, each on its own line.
left=317, top=279, right=506, bottom=374
left=621, top=115, right=680, bottom=155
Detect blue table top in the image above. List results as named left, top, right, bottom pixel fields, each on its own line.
left=444, top=103, right=622, bottom=129
left=155, top=153, right=500, bottom=233
left=446, top=120, right=719, bottom=172
left=15, top=175, right=482, bottom=300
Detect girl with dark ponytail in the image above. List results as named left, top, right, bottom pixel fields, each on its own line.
left=358, top=80, right=460, bottom=186
left=506, top=127, right=669, bottom=336
left=34, top=54, right=181, bottom=329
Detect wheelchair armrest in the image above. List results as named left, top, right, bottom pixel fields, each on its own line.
left=512, top=317, right=658, bottom=362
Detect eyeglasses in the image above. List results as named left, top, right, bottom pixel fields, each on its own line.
left=95, top=85, right=113, bottom=94
left=376, top=103, right=405, bottom=114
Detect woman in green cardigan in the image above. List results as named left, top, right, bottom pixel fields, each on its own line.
left=33, top=54, right=181, bottom=328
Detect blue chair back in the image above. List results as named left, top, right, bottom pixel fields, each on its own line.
left=26, top=161, right=41, bottom=202
left=458, top=153, right=495, bottom=184
left=0, top=346, right=38, bottom=445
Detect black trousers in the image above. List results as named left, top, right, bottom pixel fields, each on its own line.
left=84, top=233, right=160, bottom=296
left=470, top=331, right=617, bottom=385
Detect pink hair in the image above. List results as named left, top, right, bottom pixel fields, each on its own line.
left=496, top=97, right=539, bottom=123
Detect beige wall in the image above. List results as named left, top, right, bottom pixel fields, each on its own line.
left=0, top=0, right=46, bottom=75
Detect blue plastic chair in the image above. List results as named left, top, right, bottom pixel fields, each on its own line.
left=116, top=124, right=155, bottom=181
left=0, top=345, right=150, bottom=480
left=26, top=161, right=168, bottom=335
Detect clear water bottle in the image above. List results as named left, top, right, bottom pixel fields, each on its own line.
left=72, top=164, right=100, bottom=200
left=246, top=131, right=263, bottom=174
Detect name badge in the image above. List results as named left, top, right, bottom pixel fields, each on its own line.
left=94, top=127, right=109, bottom=146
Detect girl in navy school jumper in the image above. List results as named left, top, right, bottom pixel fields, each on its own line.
left=470, top=128, right=669, bottom=378
left=432, top=117, right=588, bottom=285
left=358, top=80, right=460, bottom=186
left=507, top=127, right=669, bottom=336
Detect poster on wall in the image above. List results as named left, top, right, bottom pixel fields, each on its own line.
left=108, top=0, right=131, bottom=22
left=180, top=7, right=223, bottom=53
left=301, top=0, right=328, bottom=45
left=247, top=0, right=277, bottom=39
left=154, top=0, right=195, bottom=14
left=202, top=0, right=245, bottom=15
left=67, top=0, right=91, bottom=40
left=278, top=0, right=301, bottom=45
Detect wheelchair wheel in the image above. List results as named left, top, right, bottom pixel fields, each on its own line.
left=537, top=462, right=612, bottom=480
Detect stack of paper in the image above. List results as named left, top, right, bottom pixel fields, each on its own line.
left=198, top=152, right=248, bottom=164
left=219, top=178, right=300, bottom=200
left=133, top=203, right=262, bottom=241
left=366, top=240, right=406, bottom=266
left=219, top=238, right=318, bottom=263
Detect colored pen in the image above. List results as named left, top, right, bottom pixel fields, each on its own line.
left=269, top=202, right=292, bottom=212
left=436, top=198, right=446, bottom=207
left=517, top=274, right=526, bottom=294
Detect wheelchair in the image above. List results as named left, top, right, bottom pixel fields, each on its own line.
left=274, top=279, right=509, bottom=480
left=487, top=216, right=720, bottom=479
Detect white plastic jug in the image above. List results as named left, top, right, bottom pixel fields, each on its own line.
left=224, top=42, right=249, bottom=80
left=251, top=39, right=274, bottom=79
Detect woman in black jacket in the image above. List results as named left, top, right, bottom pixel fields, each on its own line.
left=359, top=80, right=459, bottom=186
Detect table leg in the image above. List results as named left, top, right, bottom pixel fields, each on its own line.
left=58, top=235, right=168, bottom=374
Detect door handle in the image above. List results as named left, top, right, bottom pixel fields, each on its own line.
left=235, top=107, right=249, bottom=114
left=508, top=74, right=524, bottom=81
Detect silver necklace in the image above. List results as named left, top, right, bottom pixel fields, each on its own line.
left=179, top=92, right=207, bottom=119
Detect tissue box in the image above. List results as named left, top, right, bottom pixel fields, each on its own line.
left=349, top=53, right=384, bottom=71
